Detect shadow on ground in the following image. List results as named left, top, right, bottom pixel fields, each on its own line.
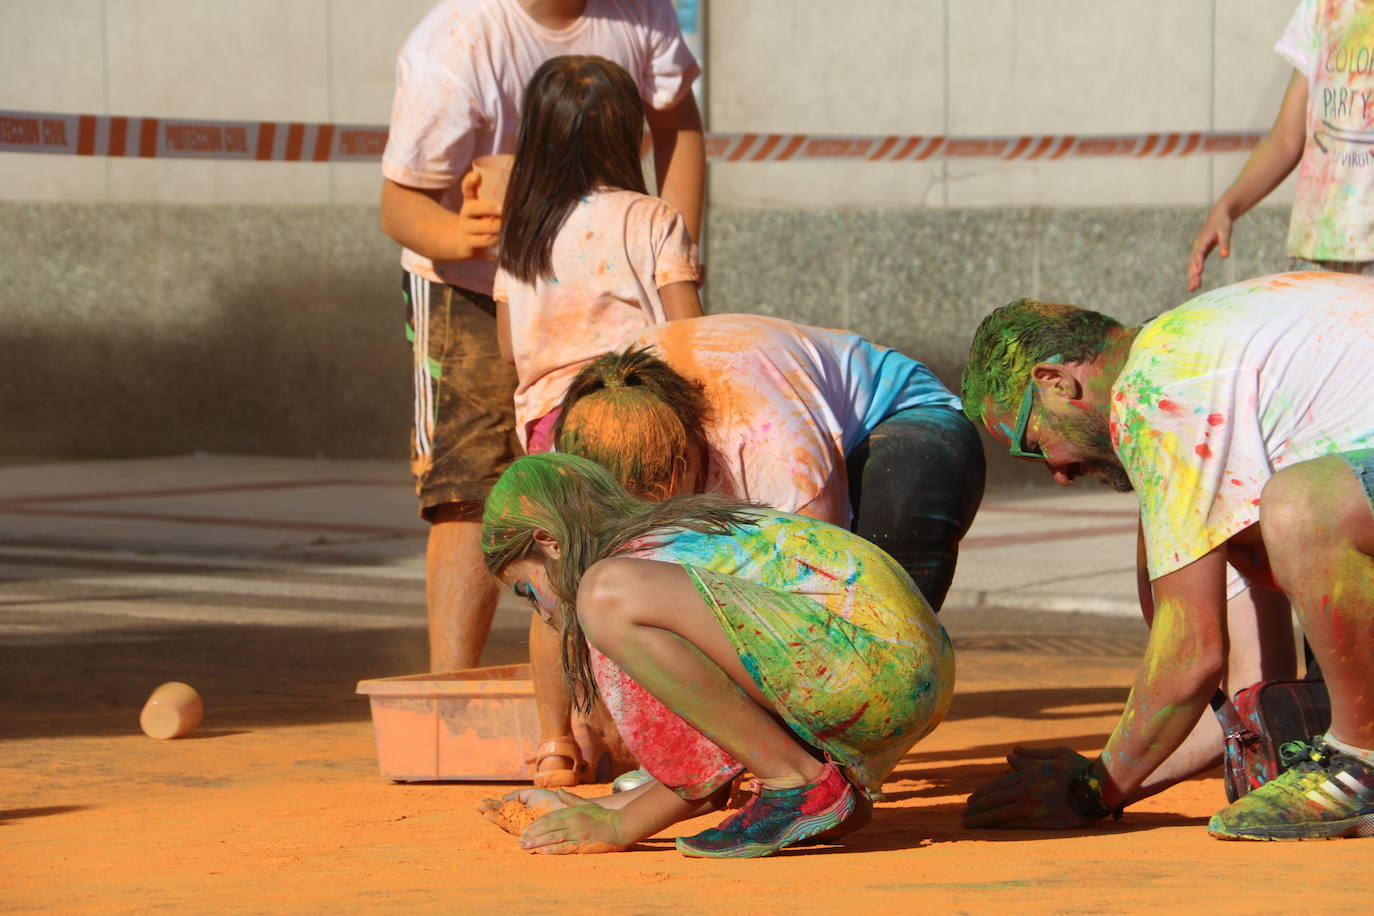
left=0, top=620, right=529, bottom=741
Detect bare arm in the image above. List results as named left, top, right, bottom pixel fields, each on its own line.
left=496, top=298, right=514, bottom=364
left=1132, top=583, right=1295, bottom=800
left=378, top=171, right=501, bottom=263
left=644, top=93, right=705, bottom=242
left=1187, top=69, right=1308, bottom=291
left=965, top=547, right=1230, bottom=827
left=658, top=280, right=703, bottom=321
left=1095, top=547, right=1230, bottom=805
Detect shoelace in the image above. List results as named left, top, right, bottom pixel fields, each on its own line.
left=1278, top=737, right=1333, bottom=769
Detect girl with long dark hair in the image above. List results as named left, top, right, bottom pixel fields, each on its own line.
left=494, top=54, right=702, bottom=456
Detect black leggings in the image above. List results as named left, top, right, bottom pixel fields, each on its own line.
left=846, top=405, right=986, bottom=611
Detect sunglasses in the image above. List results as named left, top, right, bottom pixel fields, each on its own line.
left=1006, top=354, right=1063, bottom=462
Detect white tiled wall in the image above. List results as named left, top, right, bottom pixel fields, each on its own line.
left=0, top=0, right=1305, bottom=208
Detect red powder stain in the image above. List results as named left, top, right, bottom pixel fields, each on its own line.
left=1251, top=498, right=1261, bottom=505
left=1114, top=391, right=1125, bottom=402
left=1231, top=478, right=1243, bottom=486
left=814, top=701, right=869, bottom=740
left=1195, top=444, right=1213, bottom=459
left=1207, top=413, right=1225, bottom=427
left=1157, top=399, right=1183, bottom=414
left=797, top=558, right=839, bottom=581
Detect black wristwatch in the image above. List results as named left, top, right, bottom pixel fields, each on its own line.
left=1066, top=768, right=1125, bottom=822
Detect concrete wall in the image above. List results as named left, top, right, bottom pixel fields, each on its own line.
left=0, top=1, right=1305, bottom=473
left=708, top=0, right=1299, bottom=210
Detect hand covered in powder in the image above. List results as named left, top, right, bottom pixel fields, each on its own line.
left=962, top=745, right=1098, bottom=830
left=477, top=788, right=628, bottom=854
left=476, top=787, right=571, bottom=836
left=516, top=792, right=630, bottom=855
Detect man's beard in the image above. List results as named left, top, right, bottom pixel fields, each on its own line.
left=1044, top=406, right=1133, bottom=493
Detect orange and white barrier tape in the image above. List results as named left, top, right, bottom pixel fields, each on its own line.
left=706, top=130, right=1261, bottom=161
left=1, top=109, right=1261, bottom=163
left=0, top=110, right=387, bottom=161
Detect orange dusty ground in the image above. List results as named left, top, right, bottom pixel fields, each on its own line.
left=3, top=643, right=1368, bottom=915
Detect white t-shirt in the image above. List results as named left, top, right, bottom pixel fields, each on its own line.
left=1112, top=272, right=1374, bottom=580
left=493, top=188, right=700, bottom=442
left=382, top=0, right=699, bottom=293
left=1275, top=0, right=1374, bottom=261
left=626, top=315, right=963, bottom=524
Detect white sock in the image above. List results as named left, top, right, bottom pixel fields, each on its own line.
left=1323, top=732, right=1374, bottom=767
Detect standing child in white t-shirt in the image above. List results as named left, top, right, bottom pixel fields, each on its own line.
left=1187, top=0, right=1374, bottom=291
left=494, top=54, right=703, bottom=454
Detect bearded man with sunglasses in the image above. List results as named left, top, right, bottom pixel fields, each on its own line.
left=958, top=270, right=1374, bottom=842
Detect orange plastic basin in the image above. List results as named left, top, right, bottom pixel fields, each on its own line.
left=356, top=664, right=624, bottom=782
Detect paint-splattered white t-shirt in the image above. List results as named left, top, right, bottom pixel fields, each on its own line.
left=382, top=0, right=698, bottom=293
left=1112, top=272, right=1374, bottom=580
left=628, top=314, right=963, bottom=524
left=494, top=188, right=700, bottom=443
left=1276, top=0, right=1374, bottom=261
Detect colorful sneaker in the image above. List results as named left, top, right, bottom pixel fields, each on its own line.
left=1208, top=738, right=1374, bottom=841
left=675, top=763, right=856, bottom=858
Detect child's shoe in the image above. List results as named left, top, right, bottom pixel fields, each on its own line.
left=1208, top=738, right=1374, bottom=840
left=675, top=762, right=856, bottom=858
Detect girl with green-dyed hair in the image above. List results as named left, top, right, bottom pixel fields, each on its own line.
left=477, top=452, right=955, bottom=859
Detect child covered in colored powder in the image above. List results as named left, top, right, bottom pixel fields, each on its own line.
left=494, top=54, right=703, bottom=454
left=1188, top=0, right=1374, bottom=290
left=525, top=314, right=984, bottom=789
left=477, top=453, right=954, bottom=858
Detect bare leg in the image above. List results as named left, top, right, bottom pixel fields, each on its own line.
left=530, top=612, right=578, bottom=776
left=1263, top=456, right=1374, bottom=749
left=576, top=557, right=823, bottom=786
left=426, top=506, right=498, bottom=672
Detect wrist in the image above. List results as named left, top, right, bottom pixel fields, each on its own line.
left=1067, top=760, right=1125, bottom=822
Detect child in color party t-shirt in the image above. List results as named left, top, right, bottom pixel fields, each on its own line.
left=1188, top=0, right=1374, bottom=291
left=476, top=453, right=954, bottom=858
left=494, top=55, right=702, bottom=452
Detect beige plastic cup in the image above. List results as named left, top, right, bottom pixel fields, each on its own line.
left=472, top=153, right=514, bottom=204
left=140, top=681, right=203, bottom=740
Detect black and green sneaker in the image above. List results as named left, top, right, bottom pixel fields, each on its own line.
left=1209, top=738, right=1374, bottom=841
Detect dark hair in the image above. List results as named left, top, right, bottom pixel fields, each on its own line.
left=552, top=346, right=712, bottom=501
left=498, top=55, right=648, bottom=284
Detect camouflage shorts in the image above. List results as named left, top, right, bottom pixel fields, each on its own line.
left=403, top=272, right=520, bottom=520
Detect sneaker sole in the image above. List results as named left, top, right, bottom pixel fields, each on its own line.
left=1209, top=811, right=1374, bottom=841
left=675, top=790, right=857, bottom=859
